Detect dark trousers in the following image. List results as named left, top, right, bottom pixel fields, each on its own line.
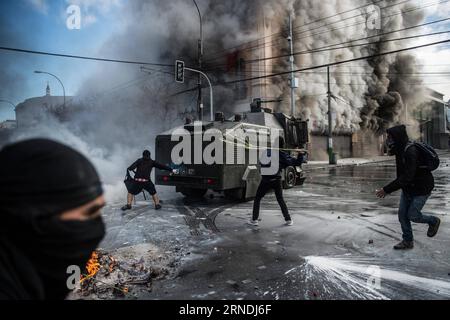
left=398, top=191, right=437, bottom=242
left=252, top=178, right=291, bottom=222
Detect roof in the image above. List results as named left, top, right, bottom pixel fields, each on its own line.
left=15, top=96, right=72, bottom=111
left=158, top=121, right=241, bottom=136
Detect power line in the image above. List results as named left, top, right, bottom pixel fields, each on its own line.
left=244, top=29, right=450, bottom=64
left=225, top=70, right=450, bottom=77
left=244, top=16, right=450, bottom=64
left=293, top=0, right=414, bottom=36
left=140, top=65, right=198, bottom=81
left=208, top=63, right=450, bottom=74
left=290, top=0, right=450, bottom=45
left=223, top=38, right=450, bottom=85
left=206, top=0, right=448, bottom=64
left=272, top=0, right=447, bottom=55
left=203, top=0, right=388, bottom=60
left=204, top=0, right=415, bottom=63
left=294, top=80, right=450, bottom=85
left=0, top=46, right=173, bottom=67
left=305, top=17, right=450, bottom=51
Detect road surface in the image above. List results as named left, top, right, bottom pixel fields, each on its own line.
left=96, top=153, right=450, bottom=300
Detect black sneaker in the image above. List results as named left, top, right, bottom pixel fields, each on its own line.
left=121, top=204, right=132, bottom=211
left=155, top=204, right=162, bottom=210
left=427, top=218, right=441, bottom=238
left=393, top=240, right=414, bottom=250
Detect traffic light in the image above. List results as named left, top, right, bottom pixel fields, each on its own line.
left=175, top=60, right=185, bottom=83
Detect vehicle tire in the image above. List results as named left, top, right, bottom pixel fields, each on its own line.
left=283, top=166, right=297, bottom=189
left=180, top=188, right=208, bottom=199
left=297, top=171, right=306, bottom=186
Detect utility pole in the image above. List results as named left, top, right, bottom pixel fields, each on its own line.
left=327, top=66, right=335, bottom=165
left=288, top=13, right=297, bottom=117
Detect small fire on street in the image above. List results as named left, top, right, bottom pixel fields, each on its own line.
left=80, top=252, right=101, bottom=284
left=69, top=244, right=177, bottom=300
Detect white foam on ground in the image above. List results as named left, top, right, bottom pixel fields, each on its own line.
left=287, top=256, right=450, bottom=299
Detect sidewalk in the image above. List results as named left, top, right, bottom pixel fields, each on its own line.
left=303, top=155, right=394, bottom=172
left=303, top=149, right=450, bottom=172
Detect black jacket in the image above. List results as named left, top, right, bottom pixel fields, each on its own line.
left=383, top=126, right=434, bottom=196
left=127, top=158, right=172, bottom=180
left=261, top=150, right=306, bottom=180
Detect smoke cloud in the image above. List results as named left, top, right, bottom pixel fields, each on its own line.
left=3, top=0, right=434, bottom=201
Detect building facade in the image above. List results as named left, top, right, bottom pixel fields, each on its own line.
left=224, top=8, right=449, bottom=158
left=414, top=89, right=449, bottom=149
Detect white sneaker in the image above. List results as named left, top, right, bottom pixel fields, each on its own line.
left=247, top=220, right=259, bottom=226
left=285, top=220, right=294, bottom=226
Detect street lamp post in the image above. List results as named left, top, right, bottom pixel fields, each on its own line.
left=185, top=67, right=214, bottom=121
left=192, top=0, right=203, bottom=121
left=34, top=71, right=66, bottom=110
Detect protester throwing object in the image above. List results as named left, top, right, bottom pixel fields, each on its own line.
left=249, top=138, right=308, bottom=227
left=122, top=150, right=174, bottom=211
left=376, top=125, right=441, bottom=250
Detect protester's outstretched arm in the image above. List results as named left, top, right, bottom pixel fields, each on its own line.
left=153, top=161, right=172, bottom=172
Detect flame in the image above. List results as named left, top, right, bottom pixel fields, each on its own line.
left=80, top=251, right=101, bottom=283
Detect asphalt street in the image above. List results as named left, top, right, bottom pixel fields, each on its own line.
left=98, top=153, right=450, bottom=300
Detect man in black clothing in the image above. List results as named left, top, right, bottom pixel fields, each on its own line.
left=249, top=139, right=307, bottom=227
left=0, top=139, right=105, bottom=300
left=122, top=150, right=173, bottom=211
left=376, top=125, right=441, bottom=250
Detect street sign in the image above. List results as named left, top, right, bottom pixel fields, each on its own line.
left=175, top=60, right=185, bottom=83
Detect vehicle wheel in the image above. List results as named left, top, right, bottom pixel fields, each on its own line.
left=283, top=166, right=297, bottom=189
left=297, top=172, right=306, bottom=186
left=180, top=188, right=207, bottom=199
left=297, top=176, right=306, bottom=186
left=224, top=188, right=246, bottom=201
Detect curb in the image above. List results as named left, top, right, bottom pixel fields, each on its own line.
left=303, top=157, right=394, bottom=172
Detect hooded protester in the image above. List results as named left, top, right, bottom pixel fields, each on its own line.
left=376, top=125, right=441, bottom=250
left=0, top=139, right=106, bottom=300
left=248, top=138, right=307, bottom=227
left=121, top=150, right=173, bottom=211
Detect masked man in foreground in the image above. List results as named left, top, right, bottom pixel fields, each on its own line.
left=0, top=139, right=106, bottom=300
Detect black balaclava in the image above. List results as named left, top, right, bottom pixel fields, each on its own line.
left=0, top=139, right=105, bottom=300
left=386, top=125, right=409, bottom=156
left=143, top=150, right=151, bottom=160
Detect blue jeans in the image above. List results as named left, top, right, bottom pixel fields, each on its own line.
left=398, top=191, right=438, bottom=242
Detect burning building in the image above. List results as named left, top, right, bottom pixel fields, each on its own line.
left=188, top=0, right=437, bottom=160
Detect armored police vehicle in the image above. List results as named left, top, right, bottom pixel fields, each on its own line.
left=155, top=99, right=309, bottom=201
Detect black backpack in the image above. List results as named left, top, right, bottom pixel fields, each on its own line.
left=405, top=142, right=440, bottom=171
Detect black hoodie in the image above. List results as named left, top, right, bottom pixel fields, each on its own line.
left=127, top=157, right=172, bottom=180
left=0, top=139, right=105, bottom=300
left=383, top=125, right=434, bottom=196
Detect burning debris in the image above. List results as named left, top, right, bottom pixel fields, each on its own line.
left=80, top=251, right=102, bottom=284
left=69, top=244, right=175, bottom=300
